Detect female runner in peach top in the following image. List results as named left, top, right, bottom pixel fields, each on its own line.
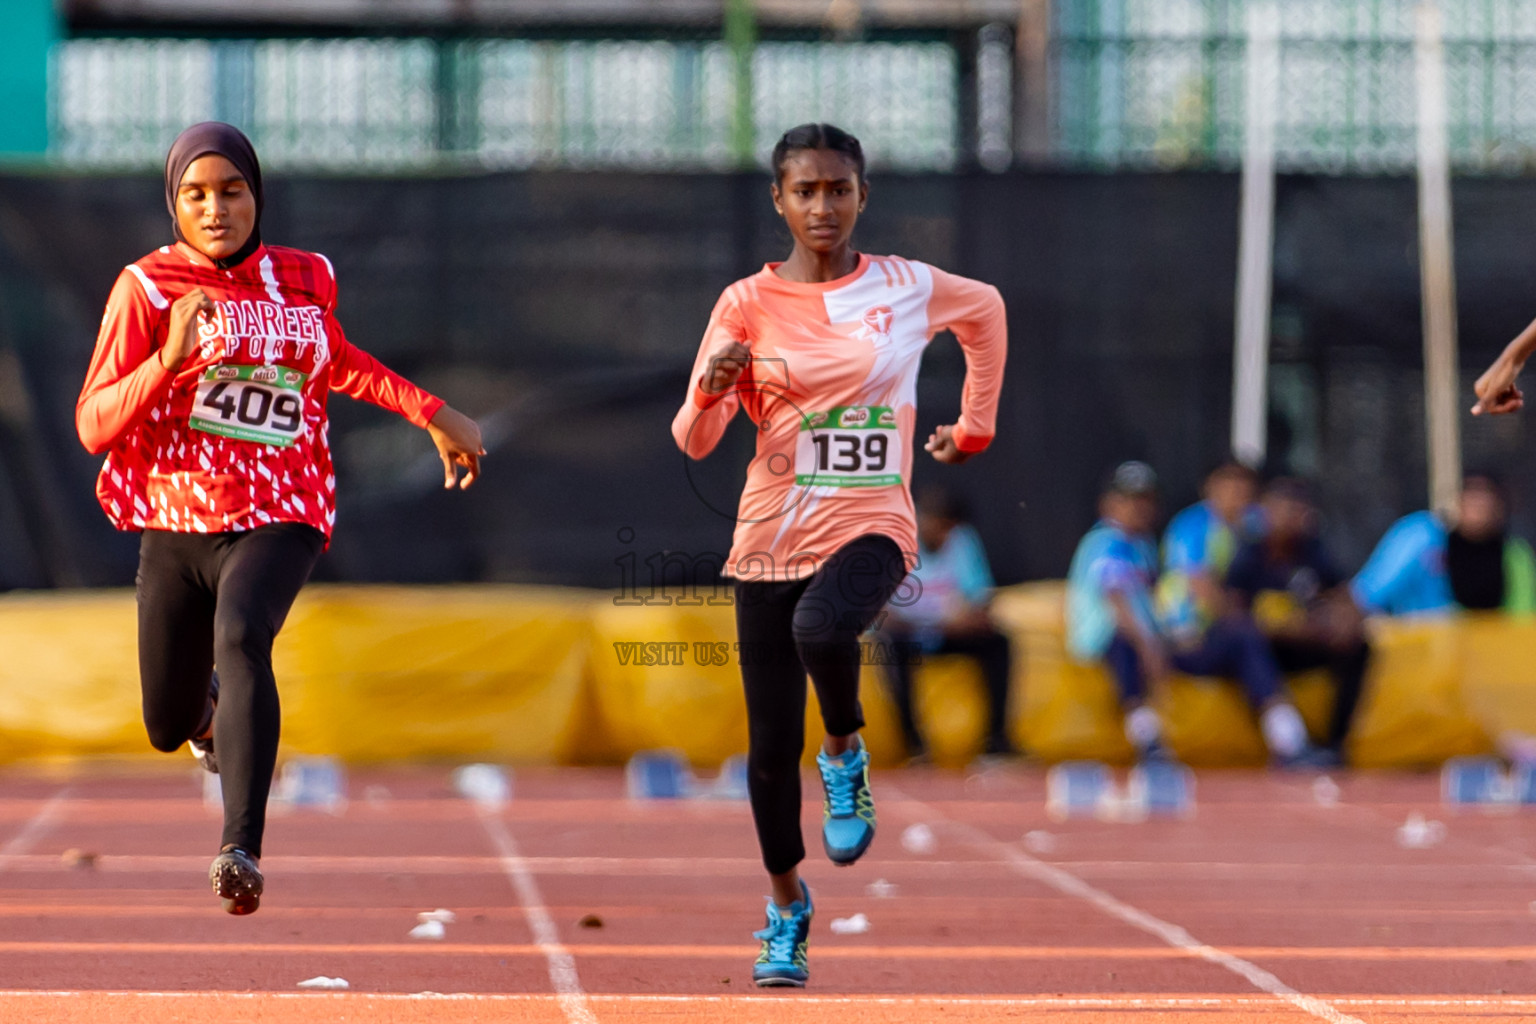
left=672, top=123, right=1007, bottom=987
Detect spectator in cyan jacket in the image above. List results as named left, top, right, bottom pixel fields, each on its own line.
left=1156, top=459, right=1261, bottom=647
left=1352, top=473, right=1536, bottom=618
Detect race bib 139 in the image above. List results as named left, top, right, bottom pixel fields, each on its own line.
left=795, top=405, right=902, bottom=487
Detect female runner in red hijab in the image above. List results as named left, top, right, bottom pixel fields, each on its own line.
left=76, top=122, right=484, bottom=914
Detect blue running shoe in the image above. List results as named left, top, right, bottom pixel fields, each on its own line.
left=817, top=739, right=875, bottom=865
left=752, top=880, right=813, bottom=987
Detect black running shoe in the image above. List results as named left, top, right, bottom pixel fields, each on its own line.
left=210, top=845, right=262, bottom=915
left=190, top=672, right=219, bottom=775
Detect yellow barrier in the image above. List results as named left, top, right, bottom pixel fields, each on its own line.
left=993, top=583, right=1493, bottom=767
left=0, top=590, right=142, bottom=759
left=0, top=582, right=1519, bottom=768
left=276, top=586, right=596, bottom=763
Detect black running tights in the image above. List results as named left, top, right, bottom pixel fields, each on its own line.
left=137, top=524, right=324, bottom=857
left=734, top=534, right=908, bottom=876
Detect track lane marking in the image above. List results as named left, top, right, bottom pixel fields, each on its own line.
left=2, top=851, right=1533, bottom=881
left=0, top=900, right=1515, bottom=916
left=0, top=790, right=69, bottom=873
left=478, top=811, right=597, bottom=1024
left=0, top=991, right=1532, bottom=1008
left=883, top=785, right=1367, bottom=1024
left=2, top=940, right=1531, bottom=960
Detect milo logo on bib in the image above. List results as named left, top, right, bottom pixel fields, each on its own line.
left=795, top=404, right=902, bottom=489
left=838, top=406, right=871, bottom=428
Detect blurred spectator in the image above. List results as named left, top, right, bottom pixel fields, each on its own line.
left=1352, top=474, right=1536, bottom=617
left=1156, top=460, right=1261, bottom=646
left=1065, top=461, right=1317, bottom=766
left=1227, top=478, right=1369, bottom=767
left=879, top=487, right=1016, bottom=763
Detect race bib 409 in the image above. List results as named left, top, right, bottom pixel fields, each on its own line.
left=795, top=405, right=902, bottom=488
left=189, top=364, right=308, bottom=447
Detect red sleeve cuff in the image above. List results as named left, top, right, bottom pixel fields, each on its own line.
left=952, top=423, right=992, bottom=453
left=413, top=394, right=446, bottom=429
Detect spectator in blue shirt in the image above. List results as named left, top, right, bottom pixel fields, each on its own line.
left=1157, top=460, right=1261, bottom=646
left=1066, top=461, right=1315, bottom=765
left=879, top=487, right=1016, bottom=763
left=1352, top=474, right=1536, bottom=617
left=1227, top=478, right=1369, bottom=767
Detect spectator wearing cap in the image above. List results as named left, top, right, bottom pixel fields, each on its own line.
left=1156, top=460, right=1262, bottom=647
left=877, top=486, right=1017, bottom=764
left=1352, top=474, right=1536, bottom=617
left=1226, top=478, right=1369, bottom=767
left=1065, top=462, right=1320, bottom=765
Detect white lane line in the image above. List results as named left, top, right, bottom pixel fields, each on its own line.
left=0, top=991, right=1530, bottom=1009
left=477, top=812, right=597, bottom=1024
left=0, top=790, right=70, bottom=873
left=0, top=852, right=1527, bottom=884
left=883, top=784, right=1366, bottom=1024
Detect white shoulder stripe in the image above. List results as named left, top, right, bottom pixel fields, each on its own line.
left=259, top=254, right=285, bottom=305
left=315, top=253, right=337, bottom=310
left=125, top=264, right=169, bottom=310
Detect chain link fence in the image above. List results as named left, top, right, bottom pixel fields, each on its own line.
left=54, top=2, right=1536, bottom=175
left=52, top=36, right=958, bottom=171
left=1056, top=0, right=1536, bottom=173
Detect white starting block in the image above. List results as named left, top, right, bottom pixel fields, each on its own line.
left=201, top=769, right=222, bottom=810
left=1513, top=762, right=1536, bottom=804
left=452, top=763, right=512, bottom=809
left=1441, top=756, right=1517, bottom=806
left=703, top=753, right=749, bottom=801
left=1045, top=761, right=1113, bottom=821
left=273, top=756, right=347, bottom=813
left=1046, top=759, right=1195, bottom=822
left=626, top=749, right=695, bottom=799
left=1126, top=761, right=1196, bottom=819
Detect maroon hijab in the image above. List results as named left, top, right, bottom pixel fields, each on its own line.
left=164, top=121, right=264, bottom=269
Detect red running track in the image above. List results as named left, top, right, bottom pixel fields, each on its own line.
left=0, top=762, right=1534, bottom=1022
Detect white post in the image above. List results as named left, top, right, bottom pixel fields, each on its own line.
left=1231, top=1, right=1279, bottom=468
left=1415, top=0, right=1461, bottom=517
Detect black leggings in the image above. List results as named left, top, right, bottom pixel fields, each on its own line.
left=734, top=534, right=908, bottom=876
left=137, top=523, right=324, bottom=858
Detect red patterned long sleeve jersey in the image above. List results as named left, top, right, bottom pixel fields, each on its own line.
left=77, top=242, right=444, bottom=538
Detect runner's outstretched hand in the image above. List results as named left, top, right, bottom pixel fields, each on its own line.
left=1473, top=356, right=1525, bottom=416
left=427, top=405, right=484, bottom=490
left=925, top=424, right=973, bottom=465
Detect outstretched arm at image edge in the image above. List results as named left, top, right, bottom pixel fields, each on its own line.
left=1473, top=315, right=1536, bottom=415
